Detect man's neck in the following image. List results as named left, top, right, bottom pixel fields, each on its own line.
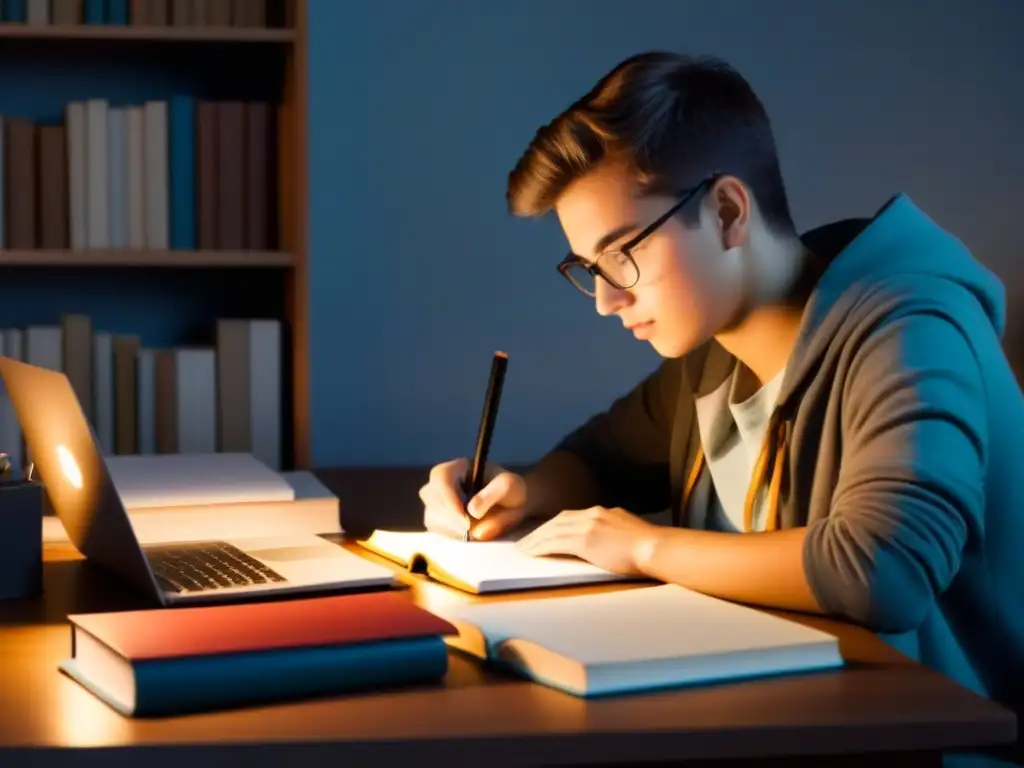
left=714, top=239, right=814, bottom=387
left=715, top=304, right=805, bottom=387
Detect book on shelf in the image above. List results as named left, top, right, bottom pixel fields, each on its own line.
left=59, top=591, right=456, bottom=717
left=0, top=312, right=283, bottom=486
left=0, top=97, right=277, bottom=255
left=358, top=528, right=631, bottom=594
left=435, top=583, right=845, bottom=698
left=1, top=0, right=287, bottom=29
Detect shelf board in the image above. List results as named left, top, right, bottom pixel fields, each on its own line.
left=0, top=250, right=294, bottom=267
left=0, top=22, right=294, bottom=43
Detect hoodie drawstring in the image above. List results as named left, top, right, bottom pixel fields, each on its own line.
left=681, top=417, right=790, bottom=533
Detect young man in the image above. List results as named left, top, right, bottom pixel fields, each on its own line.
left=419, top=52, right=1023, bottom=756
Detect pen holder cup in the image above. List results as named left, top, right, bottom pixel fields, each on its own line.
left=0, top=480, right=43, bottom=601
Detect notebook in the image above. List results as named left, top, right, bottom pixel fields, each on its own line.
left=435, top=583, right=844, bottom=697
left=59, top=591, right=457, bottom=717
left=357, top=529, right=630, bottom=594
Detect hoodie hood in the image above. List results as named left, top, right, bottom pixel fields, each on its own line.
left=781, top=193, right=1006, bottom=409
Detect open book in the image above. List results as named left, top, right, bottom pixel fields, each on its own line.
left=357, top=529, right=629, bottom=594
left=435, top=584, right=843, bottom=697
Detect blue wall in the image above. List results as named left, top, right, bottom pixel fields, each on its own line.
left=306, top=0, right=1024, bottom=468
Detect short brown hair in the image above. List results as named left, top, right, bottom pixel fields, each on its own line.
left=507, top=52, right=797, bottom=235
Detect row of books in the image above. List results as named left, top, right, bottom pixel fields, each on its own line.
left=0, top=0, right=283, bottom=27
left=0, top=97, right=276, bottom=252
left=0, top=313, right=282, bottom=477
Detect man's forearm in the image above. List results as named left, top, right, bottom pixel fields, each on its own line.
left=522, top=450, right=601, bottom=522
left=635, top=526, right=826, bottom=615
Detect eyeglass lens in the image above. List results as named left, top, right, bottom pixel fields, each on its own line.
left=564, top=250, right=639, bottom=295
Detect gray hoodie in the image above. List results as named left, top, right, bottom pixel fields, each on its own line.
left=553, top=194, right=1023, bottom=761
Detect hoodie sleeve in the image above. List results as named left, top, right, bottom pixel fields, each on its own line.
left=552, top=357, right=683, bottom=515
left=803, top=306, right=987, bottom=634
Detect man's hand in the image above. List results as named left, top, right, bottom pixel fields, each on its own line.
left=419, top=457, right=528, bottom=541
left=515, top=506, right=659, bottom=576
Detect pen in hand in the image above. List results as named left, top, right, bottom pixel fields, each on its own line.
left=461, top=350, right=509, bottom=542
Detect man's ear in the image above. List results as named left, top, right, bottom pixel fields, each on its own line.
left=709, top=175, right=751, bottom=250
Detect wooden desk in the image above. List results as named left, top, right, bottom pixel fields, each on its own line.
left=0, top=466, right=1016, bottom=767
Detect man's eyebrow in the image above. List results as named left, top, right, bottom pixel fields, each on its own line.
left=591, top=223, right=640, bottom=256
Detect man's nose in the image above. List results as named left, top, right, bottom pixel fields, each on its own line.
left=594, top=277, right=631, bottom=317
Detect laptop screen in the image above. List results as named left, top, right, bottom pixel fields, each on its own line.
left=0, top=356, right=159, bottom=599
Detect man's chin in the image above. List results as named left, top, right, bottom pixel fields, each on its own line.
left=648, top=332, right=703, bottom=359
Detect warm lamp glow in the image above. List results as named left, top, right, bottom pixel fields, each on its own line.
left=55, top=668, right=129, bottom=746
left=56, top=444, right=82, bottom=489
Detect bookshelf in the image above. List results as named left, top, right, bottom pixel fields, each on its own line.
left=0, top=21, right=295, bottom=42
left=0, top=249, right=294, bottom=266
left=0, top=0, right=310, bottom=470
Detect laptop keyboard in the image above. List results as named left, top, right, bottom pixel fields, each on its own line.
left=145, top=541, right=287, bottom=594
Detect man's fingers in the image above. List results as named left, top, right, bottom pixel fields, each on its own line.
left=517, top=531, right=577, bottom=558
left=431, top=457, right=469, bottom=485
left=470, top=506, right=523, bottom=541
left=427, top=460, right=471, bottom=522
left=422, top=485, right=469, bottom=538
left=516, top=510, right=588, bottom=549
left=467, top=472, right=516, bottom=519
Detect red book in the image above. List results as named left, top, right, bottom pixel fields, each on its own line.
left=60, top=591, right=457, bottom=717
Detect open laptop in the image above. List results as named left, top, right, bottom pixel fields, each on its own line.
left=0, top=356, right=398, bottom=606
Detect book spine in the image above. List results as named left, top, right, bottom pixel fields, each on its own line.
left=3, top=0, right=27, bottom=23
left=83, top=0, right=104, bottom=24
left=106, top=107, right=127, bottom=249
left=129, top=636, right=450, bottom=717
left=51, top=0, right=80, bottom=24
left=65, top=101, right=88, bottom=250
left=215, top=101, right=245, bottom=249
left=168, top=95, right=196, bottom=250
left=195, top=100, right=218, bottom=249
left=112, top=335, right=140, bottom=455
left=106, top=0, right=128, bottom=24
left=26, top=0, right=48, bottom=24
left=142, top=100, right=168, bottom=249
left=136, top=348, right=156, bottom=454
left=125, top=106, right=145, bottom=249
left=92, top=332, right=115, bottom=455
left=38, top=124, right=70, bottom=249
left=4, top=119, right=35, bottom=249
left=84, top=99, right=109, bottom=249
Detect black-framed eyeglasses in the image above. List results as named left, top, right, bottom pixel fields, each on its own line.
left=556, top=175, right=719, bottom=297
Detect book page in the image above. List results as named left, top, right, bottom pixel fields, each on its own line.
left=361, top=529, right=427, bottom=565
left=361, top=529, right=622, bottom=590
left=440, top=583, right=840, bottom=665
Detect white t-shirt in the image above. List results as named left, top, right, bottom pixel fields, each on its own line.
left=689, top=363, right=787, bottom=533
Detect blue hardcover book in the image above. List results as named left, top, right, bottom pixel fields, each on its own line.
left=168, top=95, right=196, bottom=250
left=83, top=0, right=104, bottom=24
left=3, top=0, right=27, bottom=23
left=59, top=591, right=457, bottom=716
left=106, top=0, right=129, bottom=25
